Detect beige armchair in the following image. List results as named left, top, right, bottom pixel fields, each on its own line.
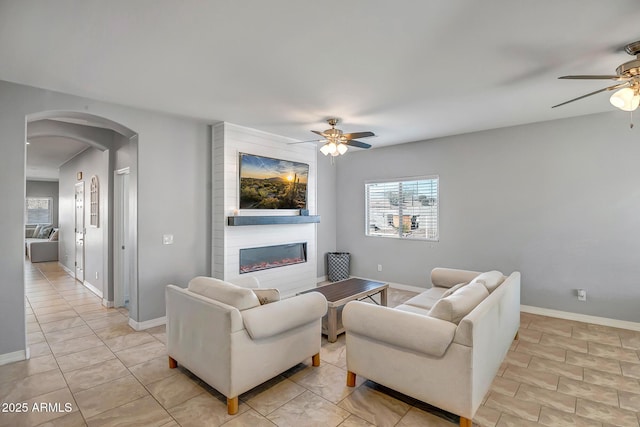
left=166, top=276, right=327, bottom=414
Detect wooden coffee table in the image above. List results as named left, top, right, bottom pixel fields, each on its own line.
left=300, top=278, right=388, bottom=342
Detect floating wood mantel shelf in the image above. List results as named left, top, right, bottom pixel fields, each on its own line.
left=227, top=215, right=321, bottom=226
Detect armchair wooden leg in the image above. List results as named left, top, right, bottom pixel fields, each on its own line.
left=227, top=397, right=238, bottom=415
left=312, top=353, right=320, bottom=367
left=346, top=371, right=356, bottom=387
left=460, top=416, right=472, bottom=427
left=168, top=356, right=177, bottom=369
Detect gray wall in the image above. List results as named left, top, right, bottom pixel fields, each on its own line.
left=316, top=156, right=337, bottom=278
left=335, top=112, right=640, bottom=323
left=25, top=180, right=59, bottom=227
left=59, top=147, right=109, bottom=295
left=0, top=79, right=210, bottom=357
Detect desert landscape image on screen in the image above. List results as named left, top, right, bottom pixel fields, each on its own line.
left=239, top=153, right=309, bottom=209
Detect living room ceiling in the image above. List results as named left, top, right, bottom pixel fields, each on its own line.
left=1, top=1, right=640, bottom=149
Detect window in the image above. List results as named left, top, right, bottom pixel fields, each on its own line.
left=365, top=176, right=439, bottom=240
left=25, top=197, right=53, bottom=225
left=90, top=175, right=99, bottom=227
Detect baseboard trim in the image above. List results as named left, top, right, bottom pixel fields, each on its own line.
left=58, top=262, right=74, bottom=276
left=521, top=305, right=640, bottom=332
left=83, top=281, right=103, bottom=299
left=0, top=349, right=27, bottom=366
left=129, top=316, right=166, bottom=331
left=102, top=299, right=114, bottom=308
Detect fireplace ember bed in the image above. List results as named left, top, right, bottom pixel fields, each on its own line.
left=239, top=243, right=307, bottom=274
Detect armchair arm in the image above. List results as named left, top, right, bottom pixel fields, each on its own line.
left=343, top=301, right=457, bottom=357
left=241, top=292, right=327, bottom=340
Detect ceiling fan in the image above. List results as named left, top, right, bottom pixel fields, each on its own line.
left=311, top=118, right=375, bottom=156
left=553, top=40, right=640, bottom=111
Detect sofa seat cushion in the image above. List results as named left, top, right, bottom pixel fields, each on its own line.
left=395, top=304, right=431, bottom=316
left=473, top=270, right=505, bottom=293
left=428, top=282, right=489, bottom=324
left=188, top=276, right=260, bottom=311
left=403, top=286, right=448, bottom=310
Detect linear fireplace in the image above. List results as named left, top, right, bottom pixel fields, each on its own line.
left=239, top=242, right=307, bottom=274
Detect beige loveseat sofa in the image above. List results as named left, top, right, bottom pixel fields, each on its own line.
left=166, top=276, right=328, bottom=414
left=343, top=268, right=520, bottom=427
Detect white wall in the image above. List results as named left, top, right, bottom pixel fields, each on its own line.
left=213, top=122, right=318, bottom=295
left=316, top=156, right=337, bottom=279
left=59, top=147, right=109, bottom=296
left=334, top=111, right=640, bottom=322
left=0, top=80, right=210, bottom=359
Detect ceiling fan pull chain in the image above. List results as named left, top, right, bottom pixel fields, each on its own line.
left=631, top=110, right=634, bottom=129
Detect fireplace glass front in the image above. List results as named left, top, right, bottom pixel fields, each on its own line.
left=239, top=242, right=307, bottom=274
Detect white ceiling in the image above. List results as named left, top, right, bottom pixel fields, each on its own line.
left=26, top=136, right=88, bottom=181
left=2, top=1, right=640, bottom=149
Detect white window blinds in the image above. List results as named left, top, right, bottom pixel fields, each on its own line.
left=365, top=176, right=438, bottom=241
left=25, top=197, right=53, bottom=225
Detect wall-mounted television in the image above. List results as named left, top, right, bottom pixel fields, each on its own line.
left=239, top=153, right=309, bottom=209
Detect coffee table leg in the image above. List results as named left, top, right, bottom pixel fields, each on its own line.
left=327, top=306, right=338, bottom=343
left=381, top=288, right=388, bottom=307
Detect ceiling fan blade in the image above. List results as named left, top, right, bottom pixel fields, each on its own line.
left=559, top=75, right=629, bottom=81
left=311, top=130, right=327, bottom=137
left=344, top=139, right=372, bottom=149
left=343, top=131, right=375, bottom=140
left=552, top=82, right=629, bottom=108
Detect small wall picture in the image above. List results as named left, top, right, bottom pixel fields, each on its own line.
left=239, top=153, right=309, bottom=209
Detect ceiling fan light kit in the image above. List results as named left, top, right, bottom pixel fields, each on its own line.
left=313, top=118, right=374, bottom=157
left=553, top=40, right=640, bottom=116
left=610, top=87, right=640, bottom=111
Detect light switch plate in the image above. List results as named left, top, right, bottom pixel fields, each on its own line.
left=163, top=234, right=174, bottom=245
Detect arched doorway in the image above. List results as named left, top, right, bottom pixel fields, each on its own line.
left=25, top=111, right=138, bottom=320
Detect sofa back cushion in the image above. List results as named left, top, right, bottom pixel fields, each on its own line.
left=428, top=282, right=489, bottom=324
left=49, top=229, right=59, bottom=241
left=473, top=270, right=505, bottom=293
left=188, top=276, right=260, bottom=311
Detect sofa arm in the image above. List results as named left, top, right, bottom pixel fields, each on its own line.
left=241, top=292, right=327, bottom=340
left=343, top=301, right=457, bottom=357
left=431, top=268, right=482, bottom=288
left=28, top=241, right=59, bottom=262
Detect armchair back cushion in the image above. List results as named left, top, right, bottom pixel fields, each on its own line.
left=188, top=276, right=260, bottom=311
left=428, top=282, right=489, bottom=324
left=228, top=276, right=261, bottom=289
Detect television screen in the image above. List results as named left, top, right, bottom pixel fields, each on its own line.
left=239, top=153, right=309, bottom=209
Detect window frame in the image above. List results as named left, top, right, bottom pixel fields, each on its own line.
left=364, top=175, right=439, bottom=241
left=25, top=196, right=54, bottom=226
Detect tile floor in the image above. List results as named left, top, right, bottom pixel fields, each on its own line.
left=1, top=261, right=640, bottom=426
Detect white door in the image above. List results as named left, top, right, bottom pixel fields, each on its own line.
left=74, top=182, right=85, bottom=283
left=114, top=168, right=130, bottom=308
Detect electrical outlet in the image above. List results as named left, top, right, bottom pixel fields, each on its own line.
left=577, top=289, right=586, bottom=301
left=163, top=234, right=174, bottom=245
left=377, top=264, right=383, bottom=272
left=95, top=272, right=99, bottom=280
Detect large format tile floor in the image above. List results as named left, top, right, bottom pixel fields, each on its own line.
left=1, top=261, right=640, bottom=426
